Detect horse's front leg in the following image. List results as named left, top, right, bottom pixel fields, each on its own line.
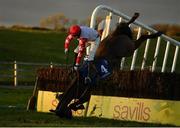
left=134, top=31, right=162, bottom=50
left=54, top=77, right=78, bottom=118
left=69, top=84, right=91, bottom=111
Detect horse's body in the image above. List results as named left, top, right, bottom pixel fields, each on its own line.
left=52, top=13, right=162, bottom=118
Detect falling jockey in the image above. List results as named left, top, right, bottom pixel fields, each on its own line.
left=61, top=25, right=112, bottom=112
left=64, top=25, right=112, bottom=84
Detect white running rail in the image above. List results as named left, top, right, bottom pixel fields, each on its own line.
left=89, top=5, right=180, bottom=73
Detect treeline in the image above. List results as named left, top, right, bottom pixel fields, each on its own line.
left=38, top=13, right=180, bottom=37
left=152, top=24, right=180, bottom=37
left=0, top=13, right=93, bottom=32
left=39, top=13, right=93, bottom=31
left=0, top=12, right=179, bottom=37
left=1, top=24, right=179, bottom=37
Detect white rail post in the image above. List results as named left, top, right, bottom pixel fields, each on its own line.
left=130, top=27, right=142, bottom=70
left=152, top=37, right=161, bottom=72
left=141, top=32, right=151, bottom=70
left=50, top=62, right=53, bottom=68
left=120, top=57, right=125, bottom=70
left=14, top=61, right=18, bottom=86
left=101, top=12, right=112, bottom=40
left=161, top=41, right=170, bottom=72
left=171, top=46, right=179, bottom=72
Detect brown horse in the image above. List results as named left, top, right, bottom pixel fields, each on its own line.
left=52, top=13, right=162, bottom=118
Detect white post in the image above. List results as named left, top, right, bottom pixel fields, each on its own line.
left=118, top=17, right=122, bottom=23
left=152, top=37, right=161, bottom=72
left=161, top=41, right=170, bottom=72
left=141, top=37, right=151, bottom=70
left=171, top=46, right=179, bottom=72
left=50, top=62, right=53, bottom=68
left=101, top=12, right=112, bottom=40
left=130, top=27, right=142, bottom=70
left=120, top=57, right=125, bottom=70
left=14, top=61, right=17, bottom=86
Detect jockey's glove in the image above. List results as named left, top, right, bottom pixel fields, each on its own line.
left=85, top=76, right=91, bottom=85
left=64, top=48, right=68, bottom=54
left=73, top=65, right=79, bottom=71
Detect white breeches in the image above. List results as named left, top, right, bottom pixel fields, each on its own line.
left=74, top=37, right=100, bottom=61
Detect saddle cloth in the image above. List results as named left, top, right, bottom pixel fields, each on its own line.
left=94, top=59, right=112, bottom=79
left=79, top=59, right=112, bottom=85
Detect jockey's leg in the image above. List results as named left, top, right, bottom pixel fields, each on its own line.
left=134, top=32, right=162, bottom=50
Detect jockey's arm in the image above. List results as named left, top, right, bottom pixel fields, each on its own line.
left=64, top=34, right=74, bottom=53
left=74, top=38, right=87, bottom=66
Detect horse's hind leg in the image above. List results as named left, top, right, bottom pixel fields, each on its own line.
left=134, top=32, right=162, bottom=50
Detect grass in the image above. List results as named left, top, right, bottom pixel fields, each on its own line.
left=0, top=28, right=76, bottom=64
left=0, top=28, right=77, bottom=85
left=0, top=86, right=174, bottom=127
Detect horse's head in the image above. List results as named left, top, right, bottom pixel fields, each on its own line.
left=113, top=22, right=133, bottom=39
left=112, top=12, right=140, bottom=39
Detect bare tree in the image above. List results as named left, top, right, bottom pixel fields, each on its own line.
left=40, top=13, right=69, bottom=30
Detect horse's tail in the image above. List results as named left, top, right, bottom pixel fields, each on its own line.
left=127, top=12, right=139, bottom=25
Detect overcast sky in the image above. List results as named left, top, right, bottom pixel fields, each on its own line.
left=0, top=0, right=179, bottom=26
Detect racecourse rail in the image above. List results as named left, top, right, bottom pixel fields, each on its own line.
left=89, top=5, right=180, bottom=72
left=0, top=61, right=64, bottom=86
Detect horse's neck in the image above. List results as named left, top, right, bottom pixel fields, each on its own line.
left=111, top=31, right=119, bottom=37
left=95, top=33, right=123, bottom=70
left=109, top=58, right=122, bottom=71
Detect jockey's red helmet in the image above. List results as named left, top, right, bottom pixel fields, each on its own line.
left=69, top=25, right=81, bottom=36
